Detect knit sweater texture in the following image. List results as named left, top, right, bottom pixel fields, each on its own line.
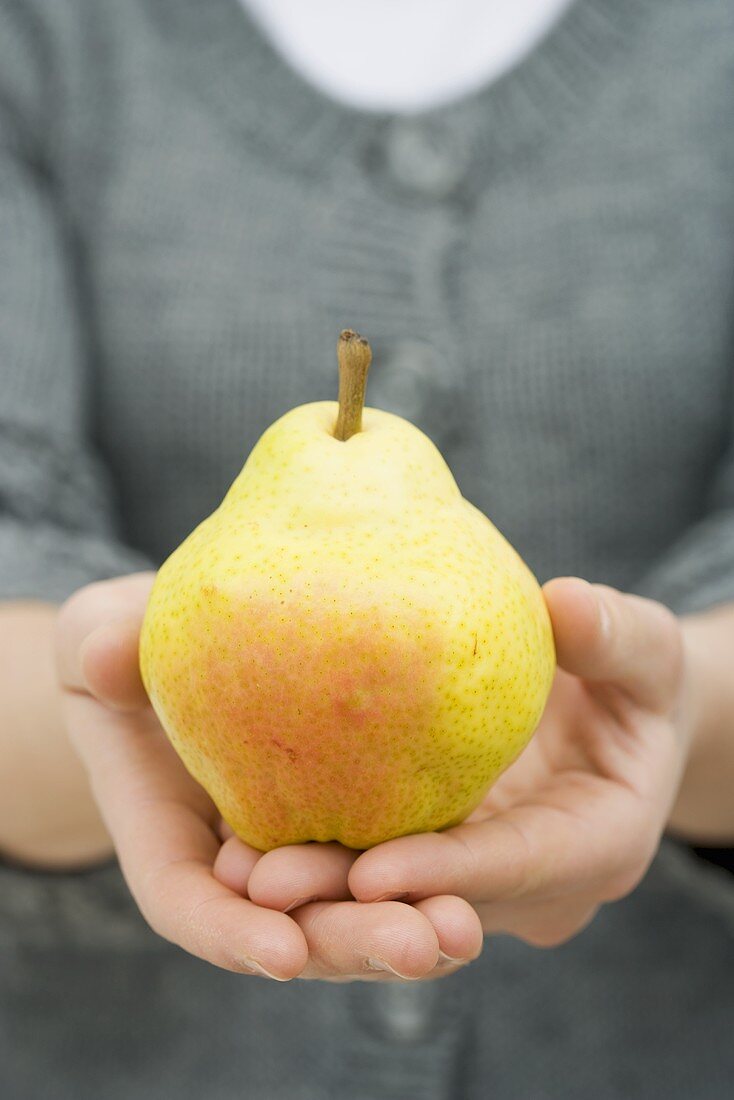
left=1, top=1, right=733, bottom=1097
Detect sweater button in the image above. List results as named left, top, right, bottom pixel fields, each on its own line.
left=356, top=983, right=438, bottom=1043
left=383, top=118, right=468, bottom=198
left=379, top=985, right=436, bottom=1041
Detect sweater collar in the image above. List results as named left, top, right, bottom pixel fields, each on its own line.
left=154, top=0, right=644, bottom=180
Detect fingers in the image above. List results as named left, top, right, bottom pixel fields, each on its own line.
left=411, top=895, right=485, bottom=965
left=217, top=839, right=483, bottom=977
left=64, top=695, right=307, bottom=977
left=216, top=840, right=483, bottom=979
left=215, top=836, right=484, bottom=976
left=293, top=897, right=483, bottom=981
left=475, top=895, right=599, bottom=948
left=212, top=835, right=262, bottom=894
left=55, top=574, right=487, bottom=982
left=350, top=785, right=651, bottom=908
left=137, top=853, right=308, bottom=979
left=80, top=617, right=150, bottom=710
left=351, top=822, right=532, bottom=907
left=56, top=573, right=155, bottom=710
left=543, top=577, right=682, bottom=711
left=66, top=692, right=217, bottom=839
left=292, top=900, right=440, bottom=980
left=245, top=842, right=357, bottom=910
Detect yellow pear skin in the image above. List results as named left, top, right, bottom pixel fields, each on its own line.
left=140, top=335, right=555, bottom=851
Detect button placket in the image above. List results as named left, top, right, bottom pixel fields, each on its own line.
left=382, top=117, right=471, bottom=199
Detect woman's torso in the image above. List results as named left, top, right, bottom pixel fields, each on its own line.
left=2, top=1, right=734, bottom=1096
left=53, top=0, right=731, bottom=598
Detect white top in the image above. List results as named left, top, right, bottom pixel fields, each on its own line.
left=239, top=0, right=575, bottom=113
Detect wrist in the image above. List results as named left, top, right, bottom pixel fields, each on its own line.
left=667, top=603, right=734, bottom=842
left=676, top=609, right=729, bottom=774
left=676, top=617, right=708, bottom=767
left=0, top=602, right=113, bottom=870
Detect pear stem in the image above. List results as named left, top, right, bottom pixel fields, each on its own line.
left=334, top=330, right=372, bottom=441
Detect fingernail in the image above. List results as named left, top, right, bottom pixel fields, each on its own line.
left=437, top=950, right=469, bottom=968
left=283, top=895, right=317, bottom=913
left=240, top=957, right=292, bottom=981
left=366, top=957, right=418, bottom=980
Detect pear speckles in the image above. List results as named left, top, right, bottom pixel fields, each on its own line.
left=139, top=399, right=555, bottom=851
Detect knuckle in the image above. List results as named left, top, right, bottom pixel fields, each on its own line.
left=449, top=830, right=482, bottom=886
left=59, top=575, right=152, bottom=635
left=56, top=583, right=103, bottom=639
left=179, top=893, right=224, bottom=949
left=496, top=819, right=537, bottom=899
left=56, top=580, right=125, bottom=656
left=134, top=861, right=187, bottom=944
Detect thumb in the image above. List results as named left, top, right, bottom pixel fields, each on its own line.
left=56, top=573, right=155, bottom=711
left=543, top=577, right=683, bottom=712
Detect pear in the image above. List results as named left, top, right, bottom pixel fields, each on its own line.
left=139, top=331, right=555, bottom=851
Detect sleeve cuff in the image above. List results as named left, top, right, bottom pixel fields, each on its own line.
left=0, top=520, right=154, bottom=604
left=634, top=512, right=734, bottom=616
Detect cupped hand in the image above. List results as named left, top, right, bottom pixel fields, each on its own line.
left=57, top=575, right=482, bottom=981
left=338, top=578, right=691, bottom=946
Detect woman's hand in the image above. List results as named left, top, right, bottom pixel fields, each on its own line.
left=232, top=578, right=693, bottom=953
left=0, top=602, right=113, bottom=868
left=60, top=573, right=693, bottom=979
left=57, top=575, right=483, bottom=981
left=343, top=579, right=692, bottom=946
